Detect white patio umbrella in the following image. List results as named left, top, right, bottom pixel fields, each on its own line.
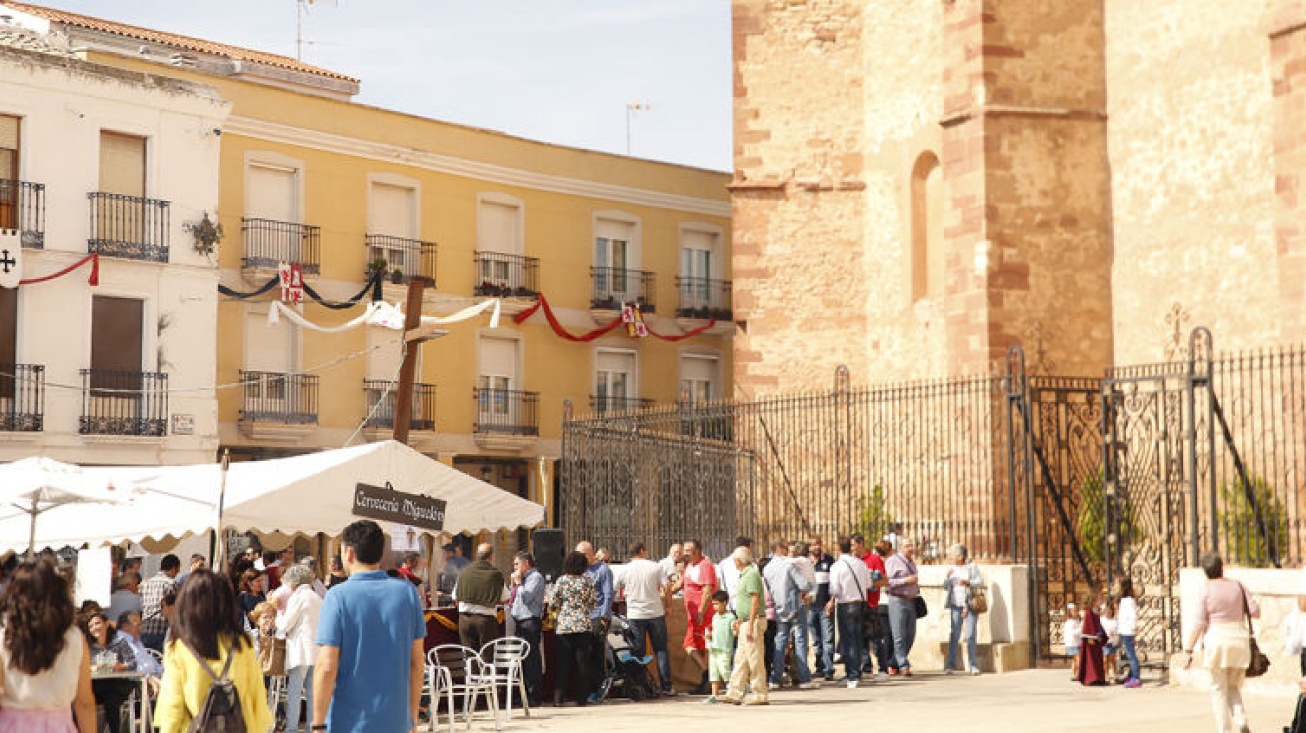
left=0, top=457, right=129, bottom=555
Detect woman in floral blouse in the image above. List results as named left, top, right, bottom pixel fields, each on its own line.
left=549, top=550, right=597, bottom=706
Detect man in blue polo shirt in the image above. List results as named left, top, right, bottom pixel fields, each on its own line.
left=313, top=520, right=426, bottom=733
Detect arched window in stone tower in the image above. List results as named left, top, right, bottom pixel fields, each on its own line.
left=910, top=152, right=944, bottom=307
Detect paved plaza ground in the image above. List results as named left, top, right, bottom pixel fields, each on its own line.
left=463, top=669, right=1295, bottom=733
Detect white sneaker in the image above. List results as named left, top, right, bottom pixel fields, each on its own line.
left=874, top=672, right=888, bottom=682
left=766, top=682, right=780, bottom=691
left=969, top=668, right=981, bottom=676
left=796, top=681, right=819, bottom=690
left=846, top=679, right=858, bottom=689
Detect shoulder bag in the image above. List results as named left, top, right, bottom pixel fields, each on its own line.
left=1241, top=584, right=1270, bottom=678
left=967, top=564, right=988, bottom=614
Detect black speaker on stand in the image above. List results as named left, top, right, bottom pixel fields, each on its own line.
left=532, top=528, right=565, bottom=582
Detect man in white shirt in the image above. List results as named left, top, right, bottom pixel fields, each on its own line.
left=825, top=537, right=873, bottom=688
left=717, top=536, right=752, bottom=605
left=658, top=543, right=683, bottom=596
left=617, top=541, right=675, bottom=696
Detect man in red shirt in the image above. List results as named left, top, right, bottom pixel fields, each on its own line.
left=681, top=538, right=717, bottom=692
left=852, top=533, right=890, bottom=679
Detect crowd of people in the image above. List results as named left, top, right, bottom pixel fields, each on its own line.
left=0, top=522, right=1284, bottom=733
left=435, top=529, right=988, bottom=710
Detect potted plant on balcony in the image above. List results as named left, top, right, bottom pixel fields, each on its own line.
left=184, top=211, right=223, bottom=259
left=390, top=267, right=405, bottom=285
left=367, top=257, right=388, bottom=281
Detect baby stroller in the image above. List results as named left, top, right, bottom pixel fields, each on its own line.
left=596, top=614, right=661, bottom=702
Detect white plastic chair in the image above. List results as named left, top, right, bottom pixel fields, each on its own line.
left=427, top=644, right=500, bottom=733
left=479, top=637, right=531, bottom=721
left=265, top=675, right=287, bottom=733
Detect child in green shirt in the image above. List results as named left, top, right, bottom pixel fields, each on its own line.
left=705, top=590, right=736, bottom=703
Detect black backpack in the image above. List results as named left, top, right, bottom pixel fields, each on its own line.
left=183, top=641, right=247, bottom=733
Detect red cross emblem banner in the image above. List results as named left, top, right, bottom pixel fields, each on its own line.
left=0, top=231, right=21, bottom=289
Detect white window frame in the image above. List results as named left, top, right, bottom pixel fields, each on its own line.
left=243, top=151, right=305, bottom=223
left=678, top=352, right=720, bottom=405
left=594, top=347, right=638, bottom=410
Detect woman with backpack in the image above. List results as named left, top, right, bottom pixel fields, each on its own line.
left=154, top=569, right=271, bottom=732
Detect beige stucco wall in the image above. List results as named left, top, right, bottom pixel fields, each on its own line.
left=1106, top=0, right=1280, bottom=363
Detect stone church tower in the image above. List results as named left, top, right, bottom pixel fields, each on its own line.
left=732, top=0, right=1306, bottom=394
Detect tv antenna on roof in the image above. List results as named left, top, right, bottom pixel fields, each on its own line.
left=296, top=0, right=339, bottom=61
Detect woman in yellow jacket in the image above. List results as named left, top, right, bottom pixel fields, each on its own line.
left=154, top=569, right=271, bottom=733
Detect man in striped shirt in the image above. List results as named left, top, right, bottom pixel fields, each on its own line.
left=139, top=553, right=180, bottom=652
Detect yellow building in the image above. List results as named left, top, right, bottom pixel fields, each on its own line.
left=9, top=2, right=733, bottom=524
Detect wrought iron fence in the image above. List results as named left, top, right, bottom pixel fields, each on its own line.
left=1204, top=345, right=1306, bottom=568
left=79, top=369, right=167, bottom=436
left=0, top=180, right=45, bottom=248
left=561, top=334, right=1306, bottom=664
left=474, top=252, right=539, bottom=298
left=88, top=192, right=169, bottom=262
left=590, top=267, right=656, bottom=313
left=563, top=371, right=1010, bottom=564
left=675, top=276, right=732, bottom=321
left=363, top=380, right=436, bottom=431
left=0, top=363, right=43, bottom=432
left=238, top=371, right=319, bottom=424
left=473, top=388, right=539, bottom=435
left=241, top=218, right=321, bottom=275
left=365, top=235, right=436, bottom=287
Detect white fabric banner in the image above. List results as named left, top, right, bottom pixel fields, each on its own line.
left=266, top=298, right=502, bottom=334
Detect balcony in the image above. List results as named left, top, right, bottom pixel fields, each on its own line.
left=237, top=370, right=319, bottom=440
left=473, top=252, right=538, bottom=315
left=0, top=363, right=43, bottom=433
left=363, top=379, right=436, bottom=434
left=0, top=180, right=45, bottom=249
left=588, top=395, right=653, bottom=416
left=365, top=235, right=436, bottom=288
left=88, top=193, right=169, bottom=263
left=590, top=267, right=656, bottom=317
left=79, top=369, right=167, bottom=437
left=675, top=277, right=733, bottom=320
left=473, top=387, right=539, bottom=451
left=241, top=218, right=321, bottom=276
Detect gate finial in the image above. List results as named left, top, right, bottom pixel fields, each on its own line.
left=1188, top=327, right=1213, bottom=379
left=1005, top=345, right=1027, bottom=396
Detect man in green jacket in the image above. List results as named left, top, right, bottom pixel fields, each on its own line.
left=454, top=543, right=508, bottom=650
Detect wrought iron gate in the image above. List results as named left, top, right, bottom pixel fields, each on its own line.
left=1005, top=348, right=1104, bottom=664
left=560, top=327, right=1306, bottom=671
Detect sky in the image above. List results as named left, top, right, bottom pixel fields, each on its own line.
left=39, top=0, right=734, bottom=171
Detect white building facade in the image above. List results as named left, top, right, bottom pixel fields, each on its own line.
left=0, top=17, right=228, bottom=465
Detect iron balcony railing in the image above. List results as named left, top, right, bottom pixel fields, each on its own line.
left=474, top=388, right=539, bottom=436
left=0, top=363, right=43, bottom=432
left=88, top=192, right=169, bottom=263
left=473, top=252, right=539, bottom=298
left=238, top=371, right=320, bottom=425
left=364, top=235, right=436, bottom=286
left=588, top=395, right=654, bottom=415
left=79, top=369, right=167, bottom=436
left=363, top=380, right=436, bottom=431
left=675, top=277, right=733, bottom=321
left=590, top=267, right=656, bottom=313
left=241, top=218, right=321, bottom=275
left=0, top=180, right=45, bottom=249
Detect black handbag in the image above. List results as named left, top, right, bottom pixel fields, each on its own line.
left=913, top=595, right=928, bottom=619
left=1242, top=586, right=1270, bottom=678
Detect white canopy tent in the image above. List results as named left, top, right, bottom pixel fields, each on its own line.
left=0, top=441, right=544, bottom=553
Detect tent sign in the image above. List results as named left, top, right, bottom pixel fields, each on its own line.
left=353, top=482, right=446, bottom=531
